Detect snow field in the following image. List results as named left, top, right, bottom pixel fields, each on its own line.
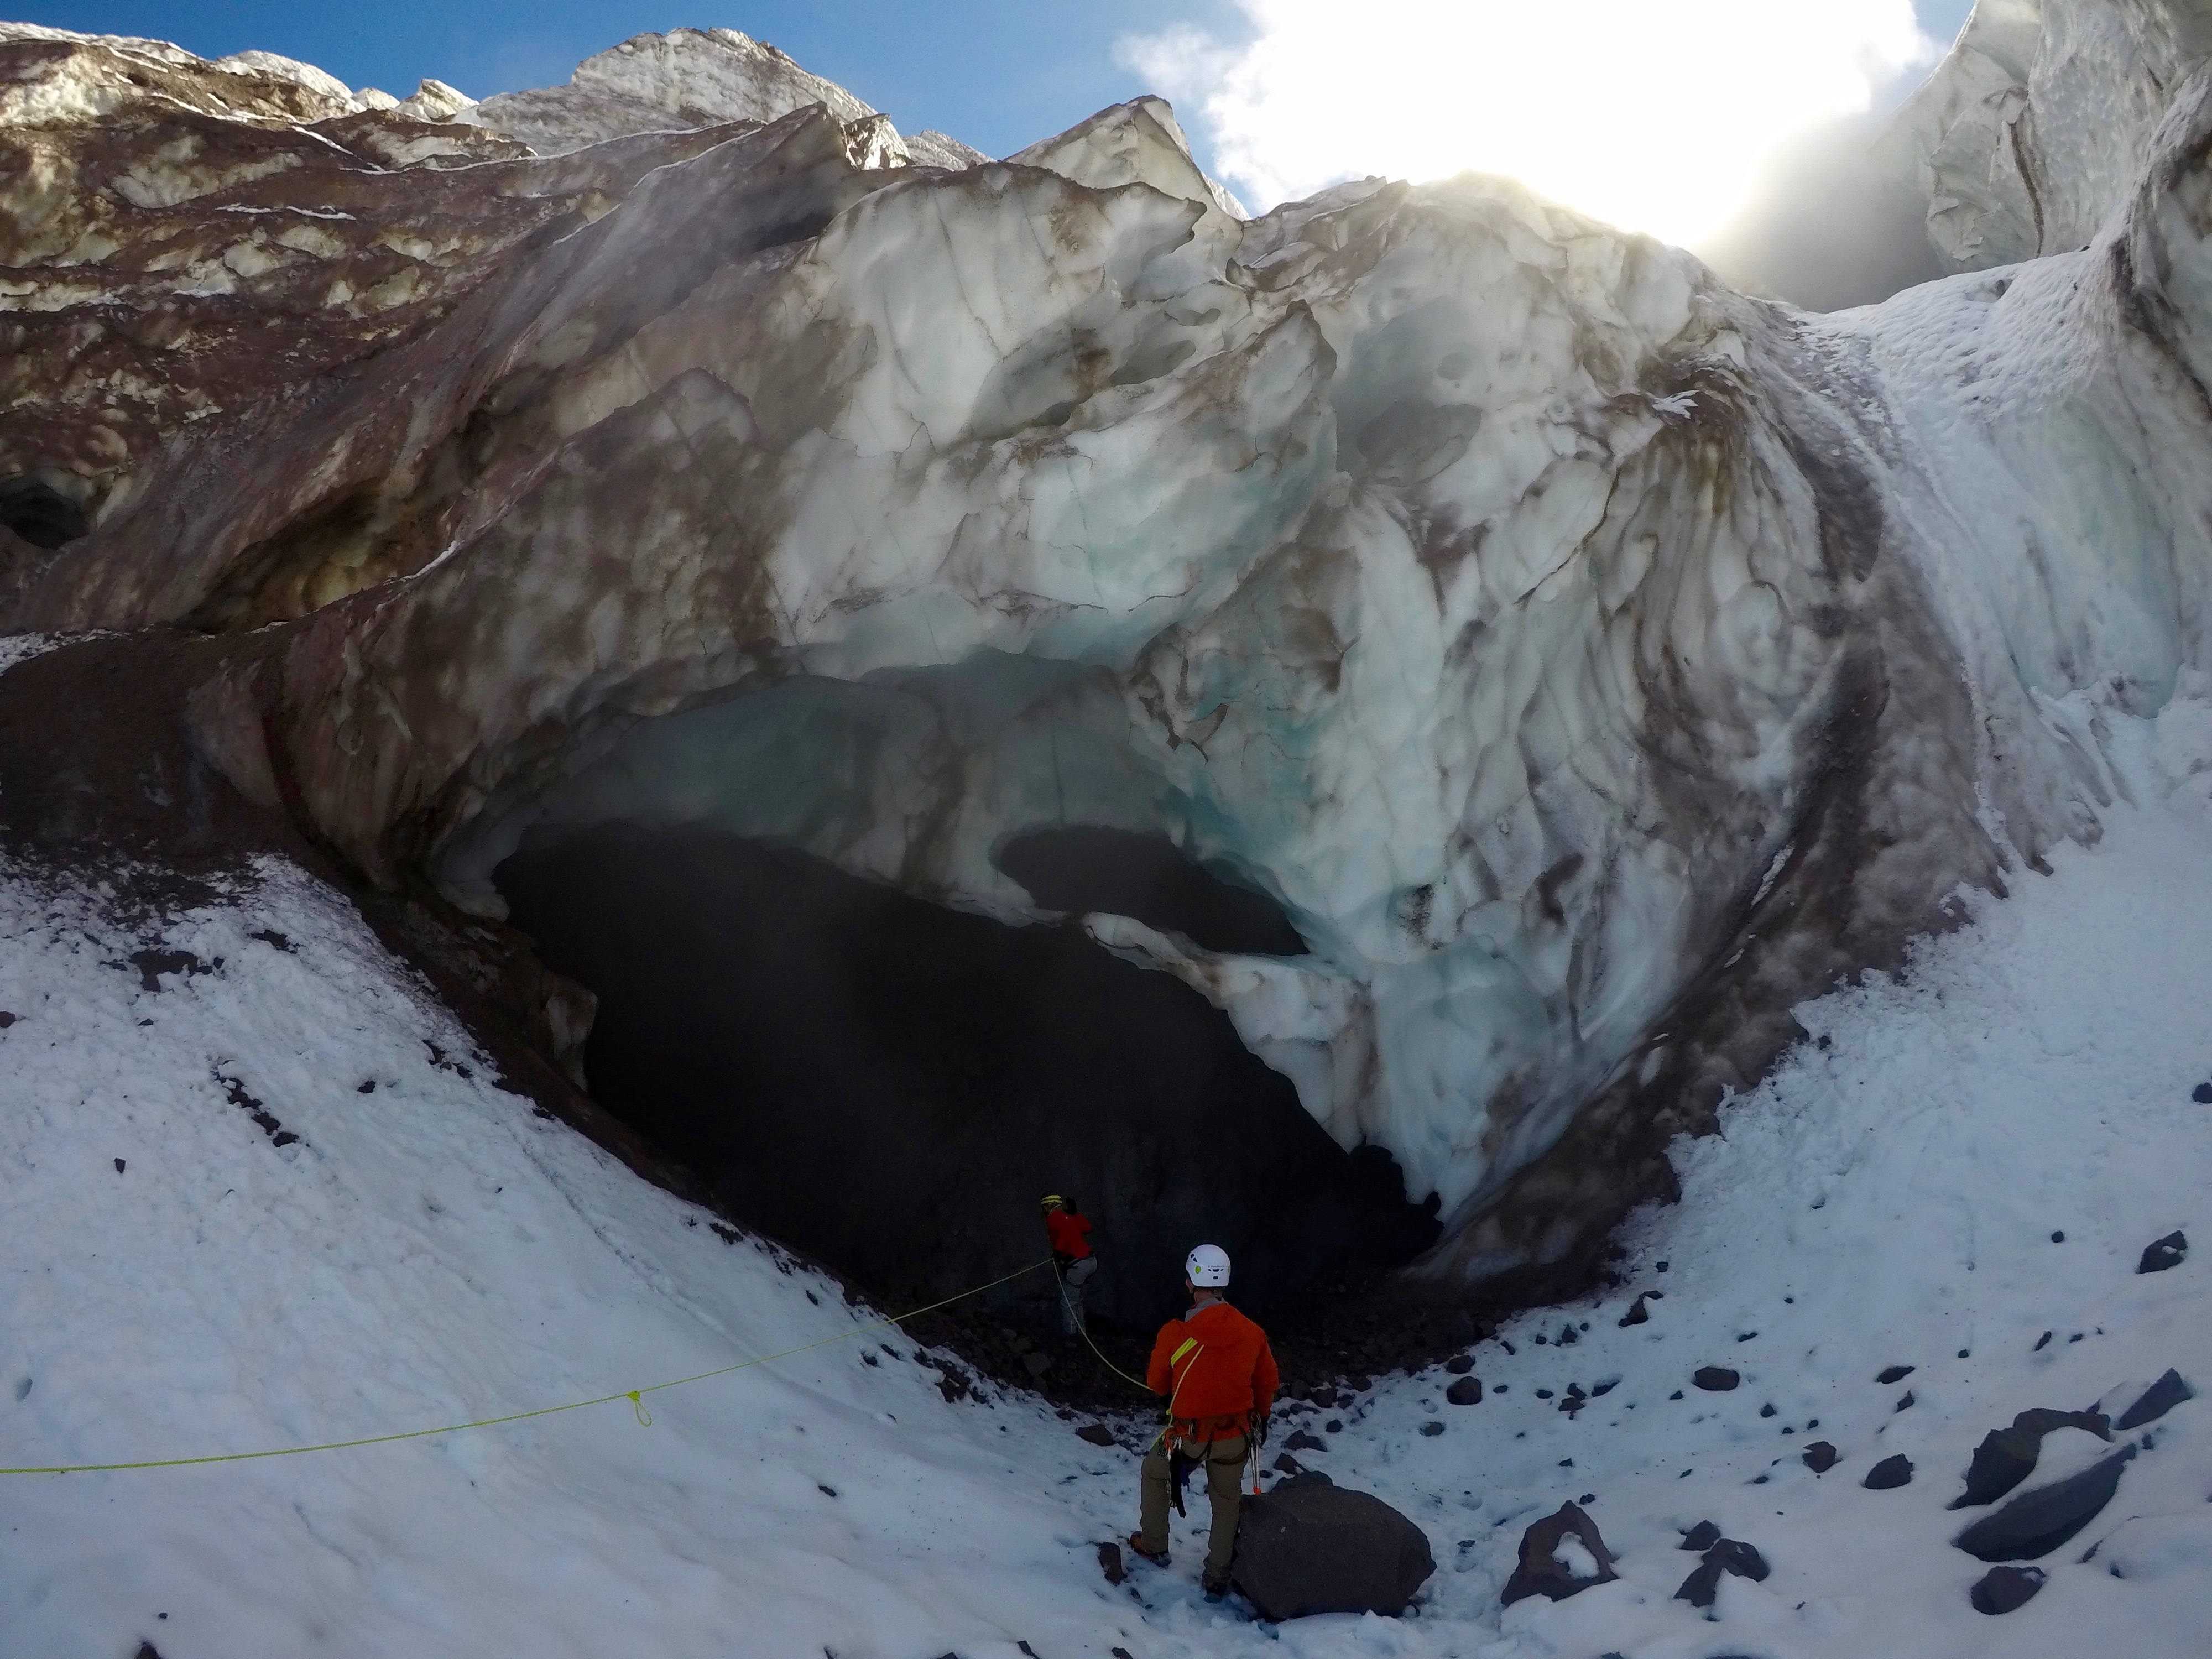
left=1, top=684, right=2209, bottom=1657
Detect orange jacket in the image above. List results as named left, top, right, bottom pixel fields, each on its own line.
left=1147, top=1300, right=1278, bottom=1436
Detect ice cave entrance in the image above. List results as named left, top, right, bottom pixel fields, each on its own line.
left=483, top=661, right=1437, bottom=1326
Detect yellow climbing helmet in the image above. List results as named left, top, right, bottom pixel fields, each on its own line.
left=1040, top=1193, right=1065, bottom=1209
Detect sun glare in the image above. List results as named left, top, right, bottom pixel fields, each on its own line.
left=1123, top=0, right=1937, bottom=248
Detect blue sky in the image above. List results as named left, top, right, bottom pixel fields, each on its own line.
left=18, top=1, right=1976, bottom=167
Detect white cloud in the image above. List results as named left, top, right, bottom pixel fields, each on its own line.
left=1119, top=0, right=1938, bottom=247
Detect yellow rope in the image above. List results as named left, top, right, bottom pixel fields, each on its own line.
left=0, top=1259, right=1055, bottom=1476
left=1052, top=1260, right=1152, bottom=1393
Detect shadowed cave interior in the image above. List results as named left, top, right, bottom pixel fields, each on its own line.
left=495, top=826, right=1439, bottom=1326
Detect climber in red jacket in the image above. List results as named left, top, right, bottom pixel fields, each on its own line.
left=1041, top=1194, right=1095, bottom=1335
left=1127, top=1243, right=1278, bottom=1599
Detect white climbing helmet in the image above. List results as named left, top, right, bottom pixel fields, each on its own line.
left=1185, top=1244, right=1232, bottom=1287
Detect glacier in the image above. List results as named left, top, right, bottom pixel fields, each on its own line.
left=0, top=11, right=2209, bottom=1301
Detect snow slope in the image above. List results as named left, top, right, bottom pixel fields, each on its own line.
left=3, top=686, right=2209, bottom=1658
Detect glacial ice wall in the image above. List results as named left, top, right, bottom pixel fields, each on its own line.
left=3, top=18, right=2211, bottom=1281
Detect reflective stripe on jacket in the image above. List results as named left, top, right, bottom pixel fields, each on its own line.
left=1146, top=1300, right=1278, bottom=1433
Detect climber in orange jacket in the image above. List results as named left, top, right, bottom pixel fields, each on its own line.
left=1127, top=1243, right=1278, bottom=1599
left=1041, top=1194, right=1096, bottom=1334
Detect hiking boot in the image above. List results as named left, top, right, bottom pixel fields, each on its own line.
left=1202, top=1575, right=1231, bottom=1602
left=1126, top=1532, right=1170, bottom=1567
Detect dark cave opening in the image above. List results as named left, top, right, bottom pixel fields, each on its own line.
left=0, top=476, right=90, bottom=551
left=993, top=825, right=1308, bottom=956
left=495, top=826, right=1437, bottom=1327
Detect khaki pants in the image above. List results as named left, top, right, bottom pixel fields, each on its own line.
left=1058, top=1256, right=1096, bottom=1333
left=1138, top=1432, right=1249, bottom=1584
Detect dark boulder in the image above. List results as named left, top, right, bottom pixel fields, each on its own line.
left=1680, top=1520, right=1720, bottom=1551
left=2137, top=1232, right=2187, bottom=1274
left=1876, top=1364, right=1914, bottom=1384
left=1693, top=1366, right=1740, bottom=1391
left=1076, top=1422, right=1117, bottom=1447
left=1446, top=1375, right=1483, bottom=1405
left=1618, top=1293, right=1650, bottom=1327
left=1674, top=1537, right=1770, bottom=1607
left=1950, top=1409, right=2111, bottom=1508
left=1953, top=1446, right=2136, bottom=1561
left=1273, top=1452, right=1304, bottom=1475
left=1444, top=1353, right=1475, bottom=1375
left=2192, top=1083, right=2211, bottom=1103
left=1286, top=1429, right=1327, bottom=1451
left=1230, top=1474, right=1435, bottom=1621
left=1970, top=1564, right=2046, bottom=1614
left=2115, top=1369, right=2194, bottom=1431
left=1500, top=1501, right=1618, bottom=1606
left=1863, top=1454, right=1914, bottom=1490
left=1097, top=1541, right=1126, bottom=1584
left=1802, top=1440, right=1838, bottom=1473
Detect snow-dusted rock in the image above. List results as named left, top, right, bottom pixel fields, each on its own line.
left=1891, top=0, right=2212, bottom=269
left=2, top=20, right=2210, bottom=1288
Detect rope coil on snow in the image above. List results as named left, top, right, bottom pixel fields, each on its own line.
left=0, top=1258, right=1056, bottom=1476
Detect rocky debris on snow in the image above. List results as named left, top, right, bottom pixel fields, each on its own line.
left=1970, top=1564, right=2047, bottom=1615
left=1285, top=1428, right=1327, bottom=1451
left=1444, top=1353, right=1474, bottom=1374
left=1446, top=1376, right=1483, bottom=1405
left=1229, top=1473, right=1434, bottom=1621
left=0, top=1011, right=15, bottom=1027
left=1876, top=1364, right=1915, bottom=1384
left=1074, top=1422, right=1115, bottom=1447
left=1802, top=1441, right=1839, bottom=1473
left=1095, top=1541, right=1125, bottom=1585
left=1680, top=1520, right=1721, bottom=1551
left=1500, top=1501, right=1618, bottom=1605
left=2193, top=1082, right=2212, bottom=1103
left=1418, top=1420, right=1445, bottom=1436
left=1953, top=1446, right=2137, bottom=1561
left=1864, top=1454, right=1915, bottom=1490
left=2137, top=1230, right=2188, bottom=1273
left=1950, top=1408, right=2114, bottom=1508
left=1693, top=1366, right=1740, bottom=1391
left=1895, top=1391, right=1916, bottom=1411
left=1674, top=1537, right=1771, bottom=1608
left=1618, top=1293, right=1651, bottom=1327
left=1272, top=1453, right=1303, bottom=1474
left=2114, top=1369, right=2195, bottom=1431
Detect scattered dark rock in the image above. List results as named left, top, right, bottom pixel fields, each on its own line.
left=1864, top=1454, right=1914, bottom=1490
left=1097, top=1541, right=1126, bottom=1584
left=124, top=948, right=213, bottom=993
left=248, top=928, right=294, bottom=952
left=1500, top=1501, right=1617, bottom=1606
left=1803, top=1441, right=1838, bottom=1473
left=2137, top=1232, right=2187, bottom=1274
left=1952, top=1409, right=2114, bottom=1508
left=113, top=1157, right=124, bottom=1173
left=2193, top=1083, right=2212, bottom=1104
left=1274, top=1453, right=1303, bottom=1474
left=818, top=1484, right=837, bottom=1496
left=1558, top=1324, right=1579, bottom=1345
left=1418, top=1420, right=1446, bottom=1437
left=1759, top=1402, right=1776, bottom=1417
left=1876, top=1365, right=1914, bottom=1384
left=1895, top=1391, right=1916, bottom=1412
left=0, top=1011, right=14, bottom=1027
left=1590, top=1379, right=1616, bottom=1397
left=1674, top=1537, right=1770, bottom=1607
left=2115, top=1369, right=2194, bottom=1431
left=1970, top=1564, right=2046, bottom=1615
left=356, top=1079, right=377, bottom=1093
left=1693, top=1367, right=1740, bottom=1391
left=2033, top=1331, right=2053, bottom=1351
left=1231, top=1474, right=1436, bottom=1620
left=1535, top=1388, right=1554, bottom=1399
left=1076, top=1422, right=1116, bottom=1447
left=2051, top=1232, right=2065, bottom=1243
left=1681, top=1520, right=1721, bottom=1551
left=135, top=1646, right=164, bottom=1659
left=1670, top=1390, right=1684, bottom=1400
left=1326, top=1418, right=1343, bottom=1432
left=1445, top=1376, right=1483, bottom=1405
left=1444, top=1353, right=1474, bottom=1375
left=1736, top=1331, right=1757, bottom=1342
left=1953, top=1446, right=2136, bottom=1561
left=1286, top=1430, right=1327, bottom=1451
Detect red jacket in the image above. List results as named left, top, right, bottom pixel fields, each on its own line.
left=1046, top=1209, right=1092, bottom=1261
left=1147, top=1299, right=1278, bottom=1437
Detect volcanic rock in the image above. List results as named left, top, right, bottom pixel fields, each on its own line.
left=1970, top=1564, right=2046, bottom=1615
left=2137, top=1231, right=2187, bottom=1273
left=1229, top=1474, right=1435, bottom=1621
left=1953, top=1446, right=2137, bottom=1561
left=2114, top=1369, right=2195, bottom=1431
left=1864, top=1454, right=1914, bottom=1490
left=1950, top=1408, right=2112, bottom=1509
left=1802, top=1441, right=1839, bottom=1473
left=1500, top=1502, right=1618, bottom=1605
left=1445, top=1376, right=1483, bottom=1405
left=1679, top=1520, right=1720, bottom=1551
left=1693, top=1367, right=1740, bottom=1392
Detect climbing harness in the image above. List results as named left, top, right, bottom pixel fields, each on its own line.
left=0, top=1258, right=1055, bottom=1477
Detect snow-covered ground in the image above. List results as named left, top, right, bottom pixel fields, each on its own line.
left=3, top=678, right=2209, bottom=1659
